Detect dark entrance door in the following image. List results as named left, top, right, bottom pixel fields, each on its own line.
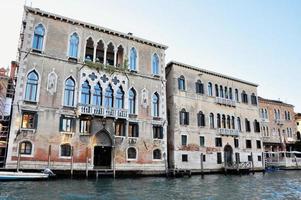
left=94, top=146, right=112, bottom=168
left=224, top=144, right=233, bottom=165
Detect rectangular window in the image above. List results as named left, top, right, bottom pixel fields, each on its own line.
left=246, top=140, right=252, bottom=148
left=153, top=126, right=163, bottom=139
left=202, top=154, right=206, bottom=162
left=248, top=155, right=252, bottom=162
left=182, top=154, right=188, bottom=162
left=115, top=120, right=125, bottom=136
left=256, top=140, right=261, bottom=149
left=128, top=123, right=139, bottom=137
left=181, top=135, right=187, bottom=146
left=79, top=119, right=91, bottom=134
left=200, top=136, right=205, bottom=147
left=60, top=116, right=75, bottom=132
left=215, top=138, right=222, bottom=147
left=217, top=152, right=222, bottom=164
left=235, top=152, right=240, bottom=163
left=21, top=111, right=38, bottom=129
left=234, top=138, right=239, bottom=148
left=258, top=155, right=262, bottom=162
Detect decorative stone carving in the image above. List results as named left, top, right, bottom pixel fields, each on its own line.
left=141, top=88, right=148, bottom=108
left=88, top=72, right=97, bottom=81
left=47, top=70, right=58, bottom=95
left=100, top=74, right=109, bottom=83
left=112, top=76, right=120, bottom=85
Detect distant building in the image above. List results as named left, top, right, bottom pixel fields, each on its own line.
left=0, top=61, right=17, bottom=168
left=166, top=61, right=263, bottom=171
left=6, top=7, right=168, bottom=173
left=295, top=113, right=301, bottom=141
left=258, top=97, right=297, bottom=152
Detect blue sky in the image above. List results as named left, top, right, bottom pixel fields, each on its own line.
left=1, top=0, right=300, bottom=111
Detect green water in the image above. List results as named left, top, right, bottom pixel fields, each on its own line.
left=0, top=171, right=301, bottom=200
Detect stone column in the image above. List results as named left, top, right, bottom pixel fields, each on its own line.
left=93, top=44, right=97, bottom=63
left=103, top=47, right=107, bottom=65
left=114, top=49, right=117, bottom=67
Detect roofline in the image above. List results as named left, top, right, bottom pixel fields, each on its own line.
left=24, top=6, right=168, bottom=50
left=258, top=96, right=294, bottom=107
left=166, top=60, right=259, bottom=87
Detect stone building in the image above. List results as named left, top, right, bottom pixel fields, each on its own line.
left=166, top=61, right=263, bottom=171
left=296, top=113, right=301, bottom=140
left=258, top=97, right=297, bottom=152
left=5, top=7, right=168, bottom=174
left=0, top=62, right=17, bottom=168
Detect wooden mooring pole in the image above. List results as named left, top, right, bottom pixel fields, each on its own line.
left=251, top=152, right=255, bottom=175
left=85, top=147, right=89, bottom=178
left=48, top=145, right=51, bottom=168
left=201, top=153, right=204, bottom=179
left=262, top=152, right=266, bottom=175
left=70, top=146, right=74, bottom=178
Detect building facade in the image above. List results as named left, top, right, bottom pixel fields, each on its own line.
left=6, top=7, right=168, bottom=173
left=259, top=97, right=297, bottom=152
left=166, top=61, right=263, bottom=171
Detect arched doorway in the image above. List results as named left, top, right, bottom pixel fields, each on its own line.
left=93, top=129, right=113, bottom=169
left=224, top=144, right=233, bottom=165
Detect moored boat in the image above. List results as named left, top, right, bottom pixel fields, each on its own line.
left=0, top=168, right=55, bottom=181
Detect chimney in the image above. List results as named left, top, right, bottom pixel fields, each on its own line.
left=127, top=32, right=133, bottom=36
left=10, top=61, right=18, bottom=80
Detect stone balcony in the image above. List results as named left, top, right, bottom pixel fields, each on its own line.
left=215, top=97, right=236, bottom=107
left=78, top=104, right=128, bottom=119
left=218, top=128, right=239, bottom=137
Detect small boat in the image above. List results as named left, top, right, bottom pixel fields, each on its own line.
left=0, top=168, right=55, bottom=181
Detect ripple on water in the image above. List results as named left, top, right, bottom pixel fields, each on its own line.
left=1, top=171, right=301, bottom=200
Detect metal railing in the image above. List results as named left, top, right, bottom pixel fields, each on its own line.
left=218, top=128, right=239, bottom=136
left=79, top=104, right=128, bottom=119
left=215, top=97, right=236, bottom=107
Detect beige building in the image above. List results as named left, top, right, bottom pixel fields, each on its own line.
left=296, top=113, right=301, bottom=140
left=259, top=97, right=297, bottom=152
left=6, top=7, right=168, bottom=174
left=166, top=61, right=263, bottom=171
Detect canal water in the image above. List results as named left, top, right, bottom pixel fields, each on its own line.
left=1, top=171, right=301, bottom=200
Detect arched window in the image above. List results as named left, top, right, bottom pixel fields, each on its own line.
left=265, top=109, right=268, bottom=119
left=222, top=114, right=226, bottom=128
left=285, top=111, right=288, bottom=120
left=274, top=109, right=277, bottom=119
left=153, top=149, right=162, bottom=160
left=178, top=75, right=185, bottom=90
left=227, top=115, right=231, bottom=129
left=152, top=53, right=159, bottom=75
left=81, top=81, right=90, bottom=105
left=180, top=108, right=189, bottom=125
left=219, top=86, right=224, bottom=98
left=254, top=120, right=260, bottom=132
left=251, top=93, right=257, bottom=105
left=209, top=113, right=214, bottom=129
left=25, top=71, right=39, bottom=102
left=235, top=89, right=239, bottom=102
left=128, top=88, right=136, bottom=114
left=217, top=114, right=221, bottom=128
left=195, top=80, right=204, bottom=94
left=215, top=84, right=219, bottom=97
left=127, top=147, right=137, bottom=160
left=92, top=83, right=102, bottom=106
left=208, top=82, right=213, bottom=96
left=60, top=144, right=71, bottom=157
left=69, top=33, right=79, bottom=58
left=130, top=47, right=137, bottom=71
left=115, top=86, right=124, bottom=109
left=197, top=111, right=205, bottom=127
left=297, top=131, right=301, bottom=140
left=104, top=84, right=113, bottom=108
left=277, top=110, right=281, bottom=120
left=237, top=117, right=241, bottom=131
left=19, top=141, right=32, bottom=155
left=231, top=116, right=235, bottom=129
left=64, top=77, right=75, bottom=106
left=229, top=88, right=233, bottom=100
left=288, top=112, right=291, bottom=120
left=32, top=24, right=45, bottom=51
left=225, top=87, right=228, bottom=99
left=152, top=93, right=159, bottom=117
left=241, top=91, right=248, bottom=103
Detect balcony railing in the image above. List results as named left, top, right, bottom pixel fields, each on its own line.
left=215, top=97, right=236, bottom=107
left=218, top=128, right=239, bottom=137
left=79, top=104, right=128, bottom=119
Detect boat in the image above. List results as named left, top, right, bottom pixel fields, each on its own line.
left=0, top=168, right=55, bottom=181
